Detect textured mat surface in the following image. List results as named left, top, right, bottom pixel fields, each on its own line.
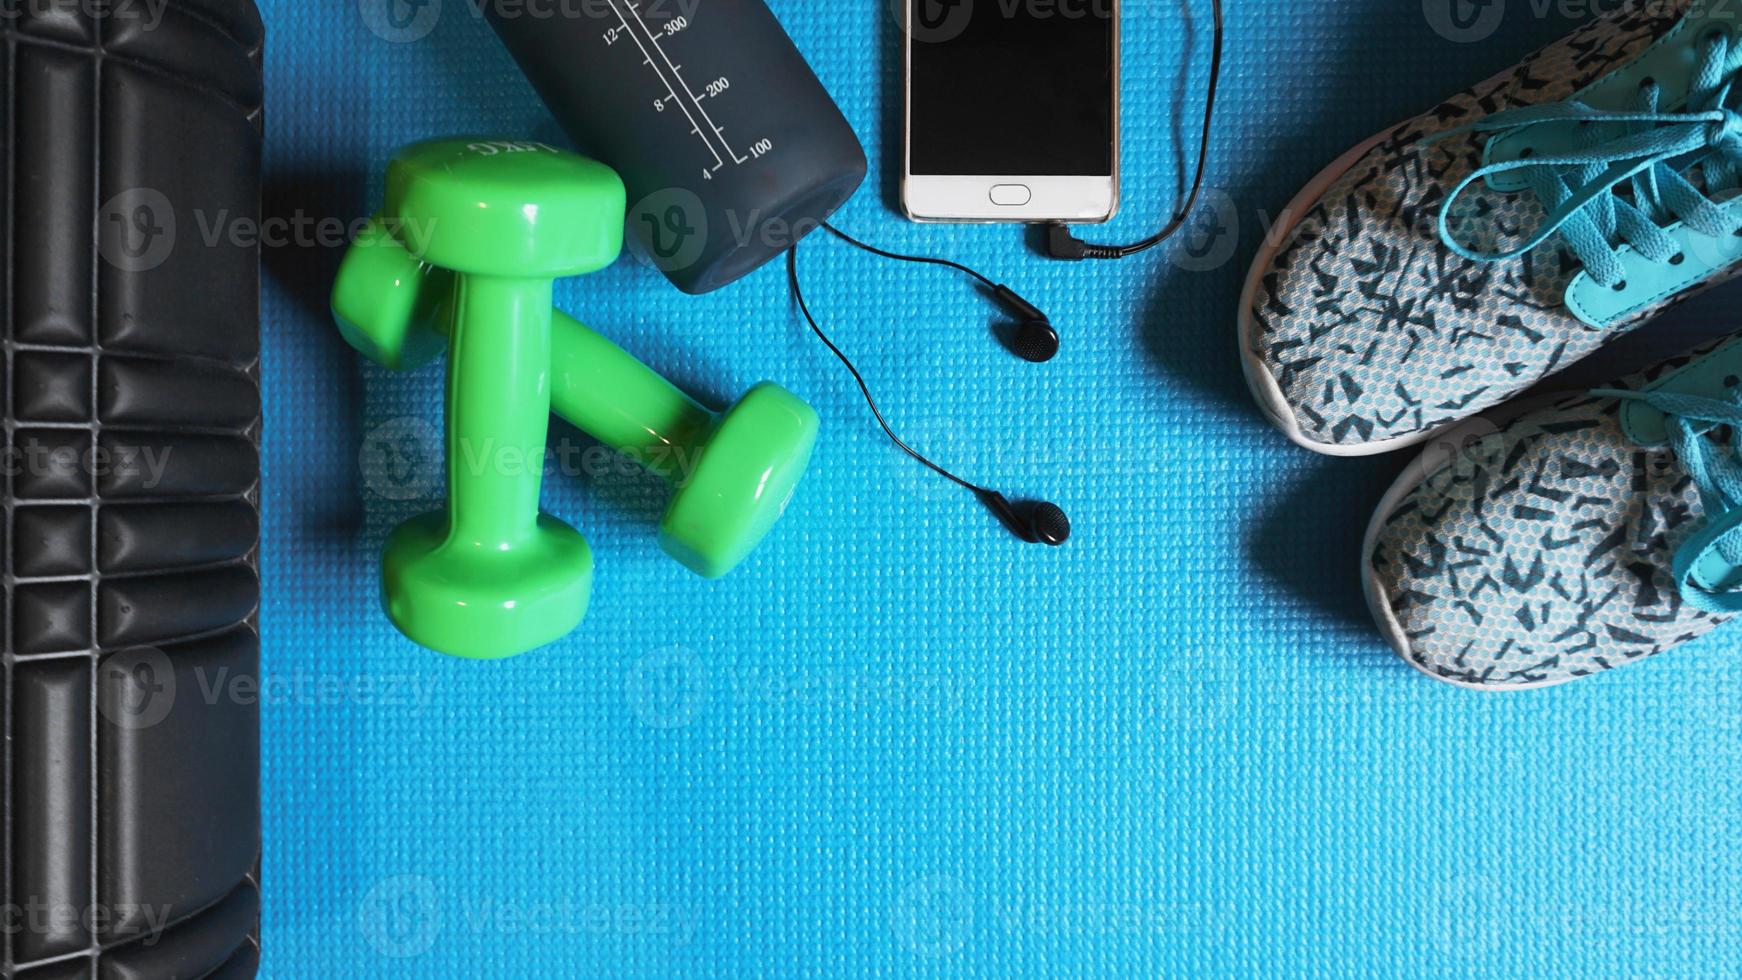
left=258, top=1, right=1742, bottom=976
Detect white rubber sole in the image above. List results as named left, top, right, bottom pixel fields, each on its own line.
left=1236, top=125, right=1472, bottom=459
left=1359, top=397, right=1568, bottom=692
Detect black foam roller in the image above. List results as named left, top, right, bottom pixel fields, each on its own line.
left=3, top=2, right=264, bottom=976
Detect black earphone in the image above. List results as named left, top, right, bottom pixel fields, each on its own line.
left=821, top=224, right=1059, bottom=364
left=787, top=243, right=1071, bottom=546
left=989, top=285, right=1059, bottom=364
left=978, top=489, right=1072, bottom=546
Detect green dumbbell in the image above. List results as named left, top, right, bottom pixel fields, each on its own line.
left=359, top=138, right=626, bottom=660
left=335, top=213, right=819, bottom=580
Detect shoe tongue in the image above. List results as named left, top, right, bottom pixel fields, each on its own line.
left=1620, top=335, right=1742, bottom=448
left=1484, top=14, right=1737, bottom=194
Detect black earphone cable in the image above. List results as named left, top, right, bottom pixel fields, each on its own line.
left=820, top=222, right=999, bottom=290
left=1047, top=0, right=1225, bottom=260
left=786, top=244, right=987, bottom=497
left=819, top=220, right=1058, bottom=362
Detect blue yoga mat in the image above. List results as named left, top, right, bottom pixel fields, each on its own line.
left=258, top=1, right=1742, bottom=975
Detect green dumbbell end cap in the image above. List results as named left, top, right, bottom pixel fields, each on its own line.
left=385, top=139, right=626, bottom=279
left=331, top=215, right=448, bottom=371
left=660, top=383, right=820, bottom=579
left=381, top=512, right=593, bottom=659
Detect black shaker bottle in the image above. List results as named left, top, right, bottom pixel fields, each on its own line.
left=480, top=0, right=868, bottom=295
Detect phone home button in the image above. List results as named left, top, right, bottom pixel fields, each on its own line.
left=989, top=184, right=1032, bottom=206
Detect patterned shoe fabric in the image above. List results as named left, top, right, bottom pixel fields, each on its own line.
left=1243, top=0, right=1742, bottom=454
left=1366, top=335, right=1742, bottom=689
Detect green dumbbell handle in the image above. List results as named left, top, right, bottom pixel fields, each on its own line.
left=446, top=275, right=556, bottom=546
left=431, top=270, right=815, bottom=580
left=416, top=262, right=713, bottom=473
left=549, top=310, right=712, bottom=475
left=452, top=287, right=815, bottom=580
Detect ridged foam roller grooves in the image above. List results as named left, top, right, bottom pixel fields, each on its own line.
left=3, top=1, right=264, bottom=978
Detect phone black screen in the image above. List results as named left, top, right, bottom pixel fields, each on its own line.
left=908, top=0, right=1116, bottom=176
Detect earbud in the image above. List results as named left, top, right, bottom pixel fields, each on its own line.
left=992, top=285, right=1059, bottom=363
left=813, top=224, right=1060, bottom=364
left=790, top=235, right=1075, bottom=547
left=977, top=489, right=1072, bottom=546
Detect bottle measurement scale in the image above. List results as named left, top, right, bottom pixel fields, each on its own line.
left=481, top=0, right=867, bottom=292
left=599, top=0, right=776, bottom=182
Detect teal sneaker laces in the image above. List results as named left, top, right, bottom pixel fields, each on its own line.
left=1599, top=386, right=1742, bottom=612
left=1431, top=28, right=1742, bottom=287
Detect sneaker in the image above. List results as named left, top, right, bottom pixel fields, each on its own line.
left=1365, top=333, right=1742, bottom=689
left=1239, top=0, right=1742, bottom=455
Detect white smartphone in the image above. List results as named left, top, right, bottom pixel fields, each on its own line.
left=902, top=0, right=1120, bottom=223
